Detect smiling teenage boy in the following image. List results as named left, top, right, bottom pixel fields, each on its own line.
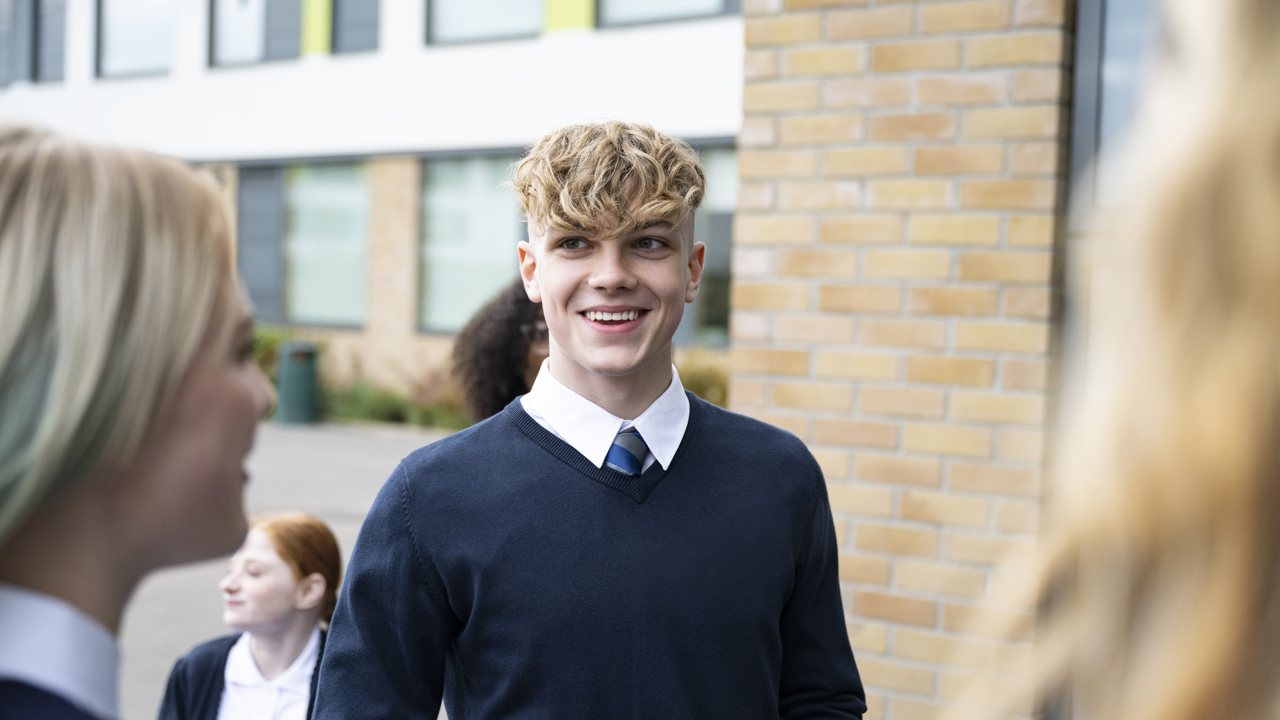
left=313, top=122, right=866, bottom=719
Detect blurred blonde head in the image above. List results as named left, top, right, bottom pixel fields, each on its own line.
left=509, top=121, right=705, bottom=238
left=0, top=126, right=238, bottom=545
left=1042, top=1, right=1280, bottom=719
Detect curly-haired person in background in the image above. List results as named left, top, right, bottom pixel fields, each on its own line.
left=451, top=278, right=548, bottom=423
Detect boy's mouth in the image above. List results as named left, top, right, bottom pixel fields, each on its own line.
left=581, top=309, right=648, bottom=327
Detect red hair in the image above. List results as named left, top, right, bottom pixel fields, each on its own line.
left=252, top=513, right=342, bottom=624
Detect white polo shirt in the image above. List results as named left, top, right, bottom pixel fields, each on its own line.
left=519, top=360, right=690, bottom=473
left=217, top=626, right=320, bottom=720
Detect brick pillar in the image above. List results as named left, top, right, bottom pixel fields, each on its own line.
left=732, top=1, right=1068, bottom=717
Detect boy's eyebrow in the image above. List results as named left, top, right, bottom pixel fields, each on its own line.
left=635, top=219, right=675, bottom=231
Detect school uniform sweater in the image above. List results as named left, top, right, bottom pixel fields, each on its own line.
left=313, top=394, right=865, bottom=719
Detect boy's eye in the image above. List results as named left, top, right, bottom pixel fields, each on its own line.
left=636, top=237, right=665, bottom=250
left=560, top=238, right=587, bottom=250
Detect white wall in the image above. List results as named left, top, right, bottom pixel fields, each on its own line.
left=0, top=0, right=743, bottom=161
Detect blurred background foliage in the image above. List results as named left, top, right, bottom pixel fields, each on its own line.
left=253, top=325, right=728, bottom=430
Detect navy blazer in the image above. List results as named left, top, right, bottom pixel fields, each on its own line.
left=0, top=680, right=101, bottom=720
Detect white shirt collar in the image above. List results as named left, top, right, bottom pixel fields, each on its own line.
left=520, top=359, right=690, bottom=471
left=225, top=625, right=321, bottom=691
left=0, top=582, right=119, bottom=720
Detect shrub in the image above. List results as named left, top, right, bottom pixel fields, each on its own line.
left=324, top=376, right=472, bottom=431
left=677, top=349, right=729, bottom=407
left=252, top=324, right=294, bottom=383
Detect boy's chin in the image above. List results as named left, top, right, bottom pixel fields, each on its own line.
left=575, top=349, right=667, bottom=379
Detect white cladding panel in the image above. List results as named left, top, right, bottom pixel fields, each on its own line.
left=0, top=0, right=743, bottom=160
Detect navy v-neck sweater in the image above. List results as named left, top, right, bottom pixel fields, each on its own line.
left=314, top=394, right=865, bottom=720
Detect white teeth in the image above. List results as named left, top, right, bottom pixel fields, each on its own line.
left=586, top=310, right=641, bottom=322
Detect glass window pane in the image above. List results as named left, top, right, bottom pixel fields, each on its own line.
left=285, top=164, right=370, bottom=326
left=420, top=155, right=523, bottom=332
left=599, top=0, right=723, bottom=26
left=1095, top=0, right=1157, bottom=204
left=214, top=0, right=266, bottom=65
left=700, top=146, right=737, bottom=213
left=99, top=0, right=175, bottom=76
left=675, top=146, right=735, bottom=346
left=429, top=0, right=542, bottom=43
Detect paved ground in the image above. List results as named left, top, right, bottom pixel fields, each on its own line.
left=118, top=421, right=452, bottom=720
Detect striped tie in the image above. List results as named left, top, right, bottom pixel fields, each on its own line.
left=605, top=427, right=649, bottom=475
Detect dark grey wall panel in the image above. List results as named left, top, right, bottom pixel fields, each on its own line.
left=332, top=0, right=377, bottom=53
left=1070, top=0, right=1111, bottom=224
left=264, top=0, right=301, bottom=60
left=237, top=166, right=287, bottom=324
left=35, top=0, right=64, bottom=81
left=3, top=0, right=34, bottom=84
left=0, top=0, right=13, bottom=86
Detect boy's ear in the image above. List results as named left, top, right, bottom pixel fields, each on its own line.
left=518, top=240, right=541, bottom=303
left=685, top=241, right=706, bottom=304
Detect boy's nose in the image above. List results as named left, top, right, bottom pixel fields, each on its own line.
left=589, top=247, right=636, bottom=291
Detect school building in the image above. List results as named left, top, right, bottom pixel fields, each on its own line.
left=0, top=0, right=1157, bottom=717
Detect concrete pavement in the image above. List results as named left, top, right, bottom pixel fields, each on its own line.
left=118, top=420, right=452, bottom=720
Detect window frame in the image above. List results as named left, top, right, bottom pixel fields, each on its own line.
left=424, top=0, right=542, bottom=46
left=281, top=160, right=373, bottom=330
left=331, top=0, right=379, bottom=54
left=673, top=136, right=736, bottom=348
left=594, top=0, right=739, bottom=30
left=0, top=0, right=66, bottom=85
left=416, top=146, right=529, bottom=335
left=206, top=0, right=303, bottom=69
left=95, top=0, right=176, bottom=79
left=1067, top=0, right=1106, bottom=231
left=236, top=156, right=375, bottom=330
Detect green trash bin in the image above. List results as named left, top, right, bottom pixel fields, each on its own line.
left=276, top=341, right=320, bottom=424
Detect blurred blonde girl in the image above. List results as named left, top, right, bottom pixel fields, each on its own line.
left=0, top=127, right=273, bottom=720
left=1040, top=1, right=1280, bottom=719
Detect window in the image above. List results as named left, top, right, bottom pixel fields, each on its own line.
left=98, top=0, right=176, bottom=77
left=674, top=145, right=735, bottom=346
left=211, top=0, right=301, bottom=66
left=332, top=0, right=377, bottom=52
left=597, top=0, right=736, bottom=27
left=1070, top=0, right=1159, bottom=213
left=419, top=154, right=524, bottom=332
left=0, top=0, right=66, bottom=85
left=285, top=163, right=370, bottom=326
left=238, top=166, right=288, bottom=324
left=427, top=0, right=541, bottom=44
left=235, top=162, right=371, bottom=327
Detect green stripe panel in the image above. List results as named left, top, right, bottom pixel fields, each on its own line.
left=302, top=0, right=332, bottom=54
left=545, top=0, right=594, bottom=31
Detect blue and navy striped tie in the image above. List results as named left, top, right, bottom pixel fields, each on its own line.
left=605, top=427, right=649, bottom=475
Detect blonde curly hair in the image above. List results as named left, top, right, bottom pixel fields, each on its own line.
left=510, top=121, right=705, bottom=238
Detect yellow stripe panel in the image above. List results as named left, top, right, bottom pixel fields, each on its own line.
left=302, top=0, right=332, bottom=54
left=545, top=0, right=594, bottom=31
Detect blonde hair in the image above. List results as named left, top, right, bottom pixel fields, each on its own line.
left=252, top=513, right=342, bottom=625
left=510, top=121, right=705, bottom=237
left=0, top=127, right=237, bottom=545
left=1040, top=1, right=1280, bottom=719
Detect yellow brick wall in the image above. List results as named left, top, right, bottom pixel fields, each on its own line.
left=734, top=1, right=1067, bottom=717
